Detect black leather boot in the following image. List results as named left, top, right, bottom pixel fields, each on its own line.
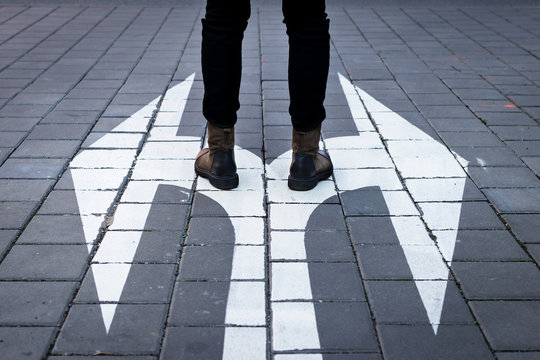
left=195, top=122, right=238, bottom=190
left=288, top=124, right=333, bottom=191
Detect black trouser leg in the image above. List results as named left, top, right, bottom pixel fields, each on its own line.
left=201, top=0, right=251, bottom=129
left=283, top=0, right=330, bottom=132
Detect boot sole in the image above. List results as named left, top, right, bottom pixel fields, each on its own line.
left=288, top=168, right=333, bottom=191
left=195, top=167, right=239, bottom=190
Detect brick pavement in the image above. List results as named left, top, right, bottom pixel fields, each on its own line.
left=0, top=1, right=539, bottom=359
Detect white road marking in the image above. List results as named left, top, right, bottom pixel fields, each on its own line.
left=70, top=70, right=470, bottom=355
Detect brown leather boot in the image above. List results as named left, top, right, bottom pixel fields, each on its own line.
left=288, top=124, right=333, bottom=191
left=195, top=122, right=238, bottom=190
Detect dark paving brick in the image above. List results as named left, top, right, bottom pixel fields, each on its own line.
left=17, top=215, right=86, bottom=244
left=309, top=262, right=365, bottom=301
left=0, top=201, right=38, bottom=229
left=0, top=327, right=56, bottom=360
left=456, top=147, right=525, bottom=167
left=342, top=189, right=399, bottom=217
left=0, top=158, right=67, bottom=179
left=0, top=230, right=16, bottom=257
left=495, top=353, right=540, bottom=360
left=41, top=110, right=100, bottom=124
left=427, top=117, right=490, bottom=132
left=305, top=230, right=355, bottom=261
left=451, top=230, right=529, bottom=261
left=378, top=324, right=493, bottom=359
left=161, top=326, right=224, bottom=360
left=457, top=202, right=506, bottom=230
left=467, top=167, right=540, bottom=188
left=523, top=157, right=540, bottom=177
left=506, top=141, right=540, bottom=157
left=178, top=246, right=234, bottom=281
left=306, top=203, right=347, bottom=231
left=315, top=302, right=379, bottom=351
left=484, top=188, right=540, bottom=213
left=0, top=179, right=54, bottom=201
left=491, top=126, right=540, bottom=141
left=504, top=214, right=540, bottom=243
left=53, top=304, right=166, bottom=354
left=185, top=217, right=236, bottom=245
left=348, top=217, right=401, bottom=245
left=453, top=262, right=540, bottom=300
left=0, top=281, right=75, bottom=325
left=131, top=230, right=182, bottom=263
left=27, top=123, right=91, bottom=140
left=0, top=131, right=26, bottom=147
left=366, top=280, right=473, bottom=324
left=441, top=131, right=505, bottom=147
left=168, top=281, right=228, bottom=326
left=471, top=301, right=540, bottom=351
left=76, top=264, right=175, bottom=303
left=356, top=245, right=414, bottom=280
left=0, top=245, right=89, bottom=280
left=12, top=139, right=80, bottom=158
left=323, top=355, right=381, bottom=360
left=527, top=244, right=540, bottom=264
left=38, top=190, right=85, bottom=215
left=49, top=357, right=155, bottom=360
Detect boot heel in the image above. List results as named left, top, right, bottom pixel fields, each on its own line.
left=210, top=173, right=239, bottom=190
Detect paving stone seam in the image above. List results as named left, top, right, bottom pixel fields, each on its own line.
left=0, top=6, right=135, bottom=261
left=373, top=8, right=540, bottom=354
left=0, top=5, right=58, bottom=50
left=0, top=5, right=29, bottom=27
left=29, top=7, right=186, bottom=357
left=449, top=8, right=540, bottom=121
left=0, top=6, right=97, bottom=167
left=396, top=9, right=540, bottom=272
left=344, top=8, right=499, bottom=357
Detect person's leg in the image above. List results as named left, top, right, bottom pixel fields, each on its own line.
left=283, top=0, right=333, bottom=191
left=201, top=0, right=251, bottom=128
left=282, top=0, right=330, bottom=132
left=196, top=0, right=251, bottom=190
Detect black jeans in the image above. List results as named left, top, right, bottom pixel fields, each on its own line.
left=201, top=0, right=330, bottom=132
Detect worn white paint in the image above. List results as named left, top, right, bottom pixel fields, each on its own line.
left=337, top=72, right=468, bottom=333
left=70, top=70, right=471, bottom=356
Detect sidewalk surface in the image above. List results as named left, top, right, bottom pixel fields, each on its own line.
left=0, top=1, right=540, bottom=359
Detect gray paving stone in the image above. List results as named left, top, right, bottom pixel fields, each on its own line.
left=0, top=229, right=16, bottom=257
left=305, top=203, right=348, bottom=231
left=0, top=244, right=89, bottom=280
left=53, top=304, right=166, bottom=354
left=484, top=188, right=540, bottom=213
left=17, top=214, right=85, bottom=244
left=523, top=157, right=540, bottom=176
left=161, top=326, right=224, bottom=360
left=38, top=190, right=84, bottom=215
left=341, top=189, right=397, bottom=217
left=467, top=166, right=540, bottom=188
left=366, top=280, right=473, bottom=324
left=495, top=353, right=540, bottom=360
left=131, top=230, right=182, bottom=263
left=348, top=216, right=401, bottom=245
left=0, top=326, right=56, bottom=360
left=185, top=217, right=236, bottom=245
left=304, top=230, right=355, bottom=261
left=356, top=245, right=415, bottom=280
left=41, top=110, right=101, bottom=124
left=456, top=201, right=506, bottom=230
left=471, top=301, right=540, bottom=351
left=0, top=201, right=38, bottom=229
left=76, top=264, right=175, bottom=303
left=453, top=262, right=540, bottom=300
left=491, top=126, right=540, bottom=141
left=450, top=230, right=529, bottom=261
left=168, top=281, right=228, bottom=326
left=0, top=281, right=75, bottom=325
left=0, top=179, right=54, bottom=201
left=323, top=355, right=381, bottom=360
left=378, top=324, right=493, bottom=359
left=309, top=262, right=365, bottom=301
left=419, top=105, right=475, bottom=119
left=504, top=214, right=540, bottom=243
left=178, top=246, right=234, bottom=281
left=506, top=141, right=540, bottom=157
left=427, top=117, right=490, bottom=132
left=441, top=131, right=505, bottom=147
left=12, top=139, right=80, bottom=158
left=455, top=147, right=525, bottom=167
left=27, top=123, right=91, bottom=140
left=0, top=158, right=67, bottom=179
left=49, top=357, right=155, bottom=360
left=0, top=131, right=26, bottom=147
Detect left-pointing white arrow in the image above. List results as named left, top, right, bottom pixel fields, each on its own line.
left=70, top=73, right=196, bottom=333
